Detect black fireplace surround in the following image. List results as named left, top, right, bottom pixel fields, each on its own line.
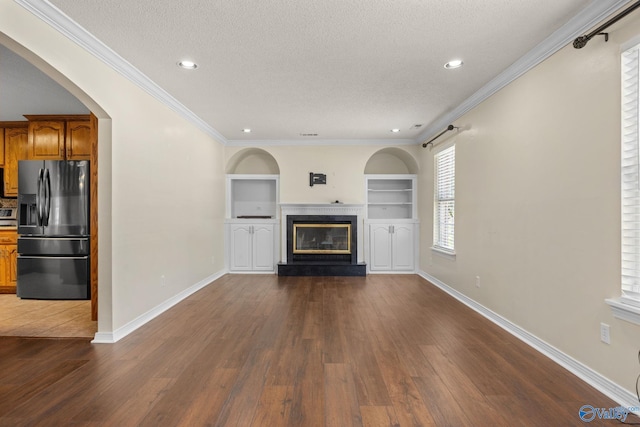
left=277, top=215, right=366, bottom=276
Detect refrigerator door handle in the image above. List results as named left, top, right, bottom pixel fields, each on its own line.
left=18, top=255, right=89, bottom=260
left=43, top=168, right=51, bottom=226
left=36, top=168, right=44, bottom=226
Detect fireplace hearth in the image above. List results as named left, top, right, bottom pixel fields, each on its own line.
left=277, top=213, right=366, bottom=276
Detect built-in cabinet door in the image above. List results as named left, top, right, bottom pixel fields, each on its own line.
left=66, top=120, right=92, bottom=160
left=252, top=224, right=274, bottom=271
left=29, top=120, right=65, bottom=160
left=4, top=126, right=28, bottom=197
left=228, top=222, right=275, bottom=272
left=7, top=246, right=17, bottom=288
left=369, top=224, right=393, bottom=271
left=229, top=224, right=252, bottom=271
left=369, top=223, right=415, bottom=272
left=391, top=224, right=414, bottom=271
left=0, top=229, right=17, bottom=293
left=0, top=249, right=7, bottom=291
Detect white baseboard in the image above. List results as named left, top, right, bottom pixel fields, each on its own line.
left=91, top=270, right=226, bottom=344
left=417, top=270, right=640, bottom=412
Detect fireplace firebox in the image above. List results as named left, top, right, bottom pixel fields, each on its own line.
left=277, top=214, right=366, bottom=276
left=293, top=223, right=351, bottom=254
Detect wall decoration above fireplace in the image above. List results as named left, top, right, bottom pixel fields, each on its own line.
left=309, top=172, right=326, bottom=186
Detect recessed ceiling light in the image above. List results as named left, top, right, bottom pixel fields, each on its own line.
left=444, top=59, right=463, bottom=69
left=178, top=60, right=198, bottom=70
left=242, top=128, right=251, bottom=133
left=391, top=129, right=401, bottom=133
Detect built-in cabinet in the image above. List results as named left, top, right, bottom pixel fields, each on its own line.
left=368, top=223, right=415, bottom=271
left=2, top=123, right=28, bottom=197
left=365, top=174, right=418, bottom=273
left=225, top=175, right=279, bottom=273
left=25, top=115, right=91, bottom=161
left=0, top=229, right=17, bottom=294
left=228, top=222, right=276, bottom=271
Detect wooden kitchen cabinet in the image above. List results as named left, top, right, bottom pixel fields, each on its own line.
left=66, top=120, right=92, bottom=160
left=0, top=122, right=29, bottom=197
left=0, top=127, right=4, bottom=168
left=28, top=120, right=65, bottom=159
left=0, top=230, right=17, bottom=294
left=25, top=115, right=91, bottom=161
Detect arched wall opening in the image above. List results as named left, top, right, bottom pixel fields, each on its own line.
left=0, top=32, right=113, bottom=336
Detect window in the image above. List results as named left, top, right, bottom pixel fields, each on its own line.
left=434, top=145, right=455, bottom=253
left=621, top=41, right=640, bottom=307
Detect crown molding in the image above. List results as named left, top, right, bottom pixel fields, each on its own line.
left=416, top=0, right=632, bottom=145
left=226, top=138, right=417, bottom=147
left=15, top=0, right=229, bottom=145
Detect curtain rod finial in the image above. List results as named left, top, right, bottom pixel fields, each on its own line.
left=573, top=35, right=589, bottom=49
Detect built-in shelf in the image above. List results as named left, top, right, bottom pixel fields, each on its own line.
left=365, top=175, right=416, bottom=220
left=226, top=174, right=279, bottom=219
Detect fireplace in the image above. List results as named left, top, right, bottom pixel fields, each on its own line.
left=278, top=210, right=366, bottom=276
left=293, top=223, right=351, bottom=254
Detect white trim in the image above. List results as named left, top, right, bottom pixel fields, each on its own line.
left=431, top=246, right=457, bottom=259
left=606, top=298, right=640, bottom=326
left=621, top=34, right=640, bottom=52
left=91, top=270, right=226, bottom=344
left=15, top=0, right=228, bottom=145
left=418, top=270, right=640, bottom=412
left=416, top=0, right=631, bottom=145
left=226, top=139, right=417, bottom=147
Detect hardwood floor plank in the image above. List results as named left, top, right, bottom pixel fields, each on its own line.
left=213, top=348, right=273, bottom=427
left=251, top=385, right=294, bottom=426
left=360, top=405, right=400, bottom=427
left=288, top=339, right=325, bottom=427
left=324, top=363, right=363, bottom=427
left=322, top=283, right=347, bottom=363
left=419, top=344, right=514, bottom=426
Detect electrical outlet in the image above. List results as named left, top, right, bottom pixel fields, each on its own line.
left=161, top=275, right=166, bottom=287
left=475, top=276, right=481, bottom=288
left=600, top=323, right=610, bottom=344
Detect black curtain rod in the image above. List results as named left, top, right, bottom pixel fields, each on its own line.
left=574, top=0, right=640, bottom=48
left=422, top=124, right=457, bottom=148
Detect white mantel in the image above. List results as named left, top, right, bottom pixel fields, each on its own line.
left=279, top=203, right=365, bottom=263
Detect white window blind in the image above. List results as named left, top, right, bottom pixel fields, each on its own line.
left=434, top=145, right=455, bottom=252
left=621, top=42, right=640, bottom=305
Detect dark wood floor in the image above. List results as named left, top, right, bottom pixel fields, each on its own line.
left=0, top=274, right=635, bottom=426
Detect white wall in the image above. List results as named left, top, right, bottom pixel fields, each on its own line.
left=0, top=2, right=227, bottom=334
left=419, top=12, right=640, bottom=395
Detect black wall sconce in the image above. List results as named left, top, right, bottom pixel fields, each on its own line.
left=309, top=172, right=326, bottom=187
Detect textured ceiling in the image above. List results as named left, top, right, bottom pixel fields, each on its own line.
left=5, top=1, right=629, bottom=143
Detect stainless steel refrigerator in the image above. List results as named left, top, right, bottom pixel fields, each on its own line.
left=17, top=160, right=90, bottom=299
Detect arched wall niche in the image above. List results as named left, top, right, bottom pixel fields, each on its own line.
left=226, top=148, right=280, bottom=174
left=364, top=147, right=419, bottom=174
